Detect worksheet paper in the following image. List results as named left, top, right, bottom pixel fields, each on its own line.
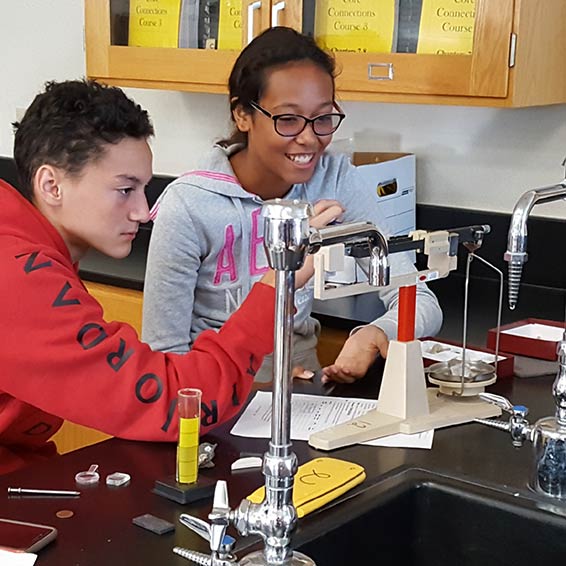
left=0, top=549, right=37, bottom=566
left=231, top=391, right=433, bottom=449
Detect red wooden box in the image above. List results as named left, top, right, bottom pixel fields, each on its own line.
left=420, top=337, right=515, bottom=379
left=487, top=318, right=566, bottom=361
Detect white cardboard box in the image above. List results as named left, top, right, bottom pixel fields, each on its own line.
left=327, top=152, right=416, bottom=284
left=353, top=152, right=416, bottom=237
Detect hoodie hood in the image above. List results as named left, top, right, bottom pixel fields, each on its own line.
left=0, top=179, right=71, bottom=263
left=150, top=145, right=255, bottom=222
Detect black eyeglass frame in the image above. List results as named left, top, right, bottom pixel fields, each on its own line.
left=249, top=101, right=346, bottom=137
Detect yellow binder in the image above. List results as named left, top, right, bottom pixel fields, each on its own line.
left=314, top=0, right=396, bottom=54
left=218, top=0, right=242, bottom=50
left=417, top=0, right=476, bottom=55
left=129, top=0, right=182, bottom=48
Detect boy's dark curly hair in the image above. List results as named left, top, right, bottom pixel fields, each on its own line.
left=13, top=79, right=154, bottom=201
left=221, top=26, right=336, bottom=146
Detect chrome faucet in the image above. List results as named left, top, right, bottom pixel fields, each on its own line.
left=174, top=201, right=389, bottom=566
left=497, top=168, right=566, bottom=498
left=505, top=177, right=566, bottom=310
left=477, top=333, right=566, bottom=499
left=313, top=221, right=390, bottom=286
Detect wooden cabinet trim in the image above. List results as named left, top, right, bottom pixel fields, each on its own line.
left=84, top=0, right=565, bottom=108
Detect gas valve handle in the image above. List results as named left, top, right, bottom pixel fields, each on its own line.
left=478, top=393, right=531, bottom=447
left=179, top=513, right=236, bottom=555
left=208, top=480, right=233, bottom=556
left=479, top=392, right=529, bottom=417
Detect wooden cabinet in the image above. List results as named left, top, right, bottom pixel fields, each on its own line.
left=83, top=281, right=144, bottom=335
left=86, top=0, right=566, bottom=107
left=51, top=281, right=143, bottom=454
left=86, top=0, right=242, bottom=94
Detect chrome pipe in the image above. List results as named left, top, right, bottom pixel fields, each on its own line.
left=505, top=181, right=566, bottom=309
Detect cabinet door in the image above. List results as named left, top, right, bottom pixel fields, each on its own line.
left=86, top=0, right=246, bottom=93
left=242, top=0, right=271, bottom=45
left=285, top=0, right=514, bottom=99
left=240, top=0, right=308, bottom=47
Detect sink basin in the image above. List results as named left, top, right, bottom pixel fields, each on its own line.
left=294, top=469, right=566, bottom=566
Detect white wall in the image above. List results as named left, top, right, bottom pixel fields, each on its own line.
left=2, top=1, right=566, bottom=218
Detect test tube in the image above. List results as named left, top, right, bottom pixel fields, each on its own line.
left=176, top=388, right=202, bottom=484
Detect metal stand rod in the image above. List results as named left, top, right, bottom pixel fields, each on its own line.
left=458, top=252, right=503, bottom=396
left=271, top=270, right=295, bottom=449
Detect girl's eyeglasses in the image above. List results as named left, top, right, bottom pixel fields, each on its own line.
left=249, top=101, right=345, bottom=137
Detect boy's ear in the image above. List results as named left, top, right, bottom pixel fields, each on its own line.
left=34, top=165, right=63, bottom=206
left=232, top=104, right=253, bottom=133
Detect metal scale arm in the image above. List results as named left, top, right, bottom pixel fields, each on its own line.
left=312, top=222, right=490, bottom=300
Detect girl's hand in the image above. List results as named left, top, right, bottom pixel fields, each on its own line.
left=310, top=199, right=345, bottom=229
left=321, top=325, right=389, bottom=384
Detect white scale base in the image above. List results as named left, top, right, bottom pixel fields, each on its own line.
left=309, top=339, right=502, bottom=451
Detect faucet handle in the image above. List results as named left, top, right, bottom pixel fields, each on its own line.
left=479, top=392, right=515, bottom=413
left=179, top=513, right=213, bottom=541
left=479, top=393, right=531, bottom=447
left=179, top=509, right=236, bottom=556
left=479, top=392, right=528, bottom=417
left=208, top=480, right=233, bottom=555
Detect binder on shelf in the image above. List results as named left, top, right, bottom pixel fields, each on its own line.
left=394, top=0, right=423, bottom=53
left=128, top=0, right=227, bottom=50
left=179, top=0, right=223, bottom=50
left=129, top=0, right=183, bottom=48
left=179, top=0, right=199, bottom=48
left=314, top=0, right=396, bottom=54
left=217, top=0, right=242, bottom=50
left=416, top=0, right=475, bottom=55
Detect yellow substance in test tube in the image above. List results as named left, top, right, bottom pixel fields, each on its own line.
left=177, top=417, right=199, bottom=484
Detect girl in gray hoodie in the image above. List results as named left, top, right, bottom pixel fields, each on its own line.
left=143, top=27, right=442, bottom=383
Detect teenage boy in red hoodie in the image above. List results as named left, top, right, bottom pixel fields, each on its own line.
left=0, top=79, right=341, bottom=475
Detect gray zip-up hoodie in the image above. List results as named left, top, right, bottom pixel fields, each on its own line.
left=142, top=145, right=442, bottom=373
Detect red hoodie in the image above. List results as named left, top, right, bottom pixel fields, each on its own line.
left=0, top=179, right=275, bottom=475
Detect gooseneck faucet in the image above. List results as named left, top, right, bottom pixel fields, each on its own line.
left=505, top=178, right=566, bottom=310
left=480, top=171, right=566, bottom=497
left=232, top=199, right=314, bottom=566
left=175, top=200, right=389, bottom=566
left=233, top=203, right=389, bottom=566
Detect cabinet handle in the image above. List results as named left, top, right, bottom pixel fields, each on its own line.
left=368, top=63, right=394, bottom=81
left=247, top=1, right=262, bottom=44
left=272, top=1, right=285, bottom=26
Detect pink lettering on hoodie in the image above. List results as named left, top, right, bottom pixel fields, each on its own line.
left=250, top=208, right=269, bottom=277
left=214, top=224, right=237, bottom=284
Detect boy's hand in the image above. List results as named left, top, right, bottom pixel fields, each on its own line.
left=321, top=325, right=389, bottom=384
left=260, top=199, right=345, bottom=289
